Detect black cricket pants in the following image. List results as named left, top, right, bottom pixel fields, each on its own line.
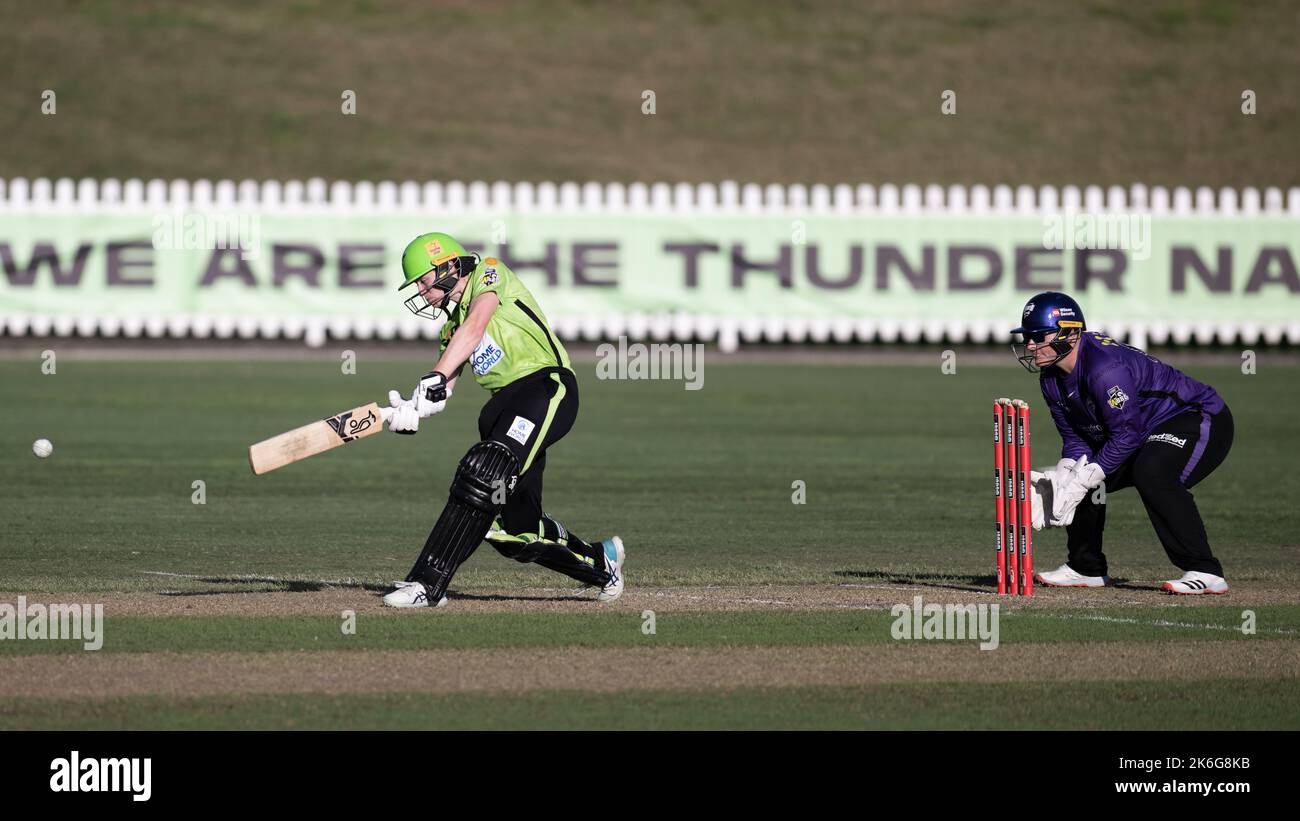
left=477, top=366, right=579, bottom=536
left=1066, top=405, right=1234, bottom=578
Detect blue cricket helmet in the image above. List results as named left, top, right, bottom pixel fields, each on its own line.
left=1011, top=291, right=1086, bottom=372
left=1012, top=291, right=1086, bottom=338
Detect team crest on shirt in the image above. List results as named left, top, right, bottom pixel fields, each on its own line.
left=1106, top=385, right=1129, bottom=409
left=480, top=267, right=498, bottom=287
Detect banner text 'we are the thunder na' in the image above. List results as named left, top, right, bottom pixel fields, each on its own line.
left=1, top=207, right=1297, bottom=338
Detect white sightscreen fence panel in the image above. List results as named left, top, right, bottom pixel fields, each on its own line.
left=1, top=178, right=1298, bottom=348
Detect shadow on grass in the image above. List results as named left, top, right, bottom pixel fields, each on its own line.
left=447, top=591, right=592, bottom=604
left=150, top=575, right=593, bottom=602
left=834, top=569, right=990, bottom=593
left=151, top=576, right=389, bottom=595
left=834, top=569, right=1159, bottom=594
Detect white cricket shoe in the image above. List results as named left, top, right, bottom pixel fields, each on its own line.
left=1035, top=563, right=1110, bottom=588
left=382, top=580, right=448, bottom=609
left=1163, top=571, right=1229, bottom=595
left=596, top=536, right=625, bottom=603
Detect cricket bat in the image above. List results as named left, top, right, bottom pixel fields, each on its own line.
left=248, top=402, right=393, bottom=475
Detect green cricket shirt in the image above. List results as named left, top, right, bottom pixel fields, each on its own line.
left=439, top=257, right=572, bottom=392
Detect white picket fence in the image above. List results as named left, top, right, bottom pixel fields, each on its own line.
left=2, top=177, right=1299, bottom=349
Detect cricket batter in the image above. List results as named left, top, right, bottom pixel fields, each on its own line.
left=381, top=232, right=624, bottom=608
left=1013, top=292, right=1234, bottom=594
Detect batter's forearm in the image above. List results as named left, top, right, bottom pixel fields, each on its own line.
left=446, top=366, right=463, bottom=395
left=434, top=335, right=477, bottom=379
left=432, top=294, right=499, bottom=379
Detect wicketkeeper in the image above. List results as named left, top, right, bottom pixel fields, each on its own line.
left=1014, top=292, right=1234, bottom=594
left=381, top=232, right=624, bottom=608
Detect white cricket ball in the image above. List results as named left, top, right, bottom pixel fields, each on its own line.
left=33, top=439, right=53, bottom=459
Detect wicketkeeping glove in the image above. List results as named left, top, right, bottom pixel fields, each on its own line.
left=1029, top=461, right=1086, bottom=530
left=1053, top=456, right=1078, bottom=476
left=1051, top=455, right=1106, bottom=527
left=1029, top=469, right=1052, bottom=530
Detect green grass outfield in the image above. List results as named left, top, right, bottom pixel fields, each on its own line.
left=6, top=679, right=1298, bottom=731
left=1, top=354, right=1297, bottom=729
left=0, top=356, right=1294, bottom=590
left=1, top=607, right=1298, bottom=656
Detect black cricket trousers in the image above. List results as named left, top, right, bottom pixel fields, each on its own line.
left=1066, top=405, right=1234, bottom=578
left=476, top=366, right=579, bottom=536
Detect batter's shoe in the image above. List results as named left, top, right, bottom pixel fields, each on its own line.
left=382, top=580, right=448, bottom=609
left=1163, top=571, right=1229, bottom=595
left=596, top=536, right=625, bottom=603
left=1035, top=563, right=1110, bottom=588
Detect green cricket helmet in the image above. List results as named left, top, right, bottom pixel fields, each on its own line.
left=399, top=232, right=479, bottom=320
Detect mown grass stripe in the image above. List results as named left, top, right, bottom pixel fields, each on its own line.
left=2, top=678, right=1297, bottom=731
left=1, top=606, right=1296, bottom=656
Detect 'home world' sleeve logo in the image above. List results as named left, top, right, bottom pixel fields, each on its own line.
left=471, top=332, right=505, bottom=376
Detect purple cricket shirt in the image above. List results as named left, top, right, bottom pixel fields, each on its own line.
left=1038, top=331, right=1225, bottom=477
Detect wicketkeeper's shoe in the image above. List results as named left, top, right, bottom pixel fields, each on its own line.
left=1035, top=563, right=1110, bottom=588
left=382, top=580, right=448, bottom=609
left=596, top=536, right=625, bottom=603
left=1162, top=571, right=1229, bottom=595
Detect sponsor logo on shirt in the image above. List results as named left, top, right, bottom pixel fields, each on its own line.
left=1147, top=432, right=1188, bottom=448
left=471, top=332, right=505, bottom=376
left=506, top=415, right=535, bottom=445
left=1107, top=385, right=1129, bottom=409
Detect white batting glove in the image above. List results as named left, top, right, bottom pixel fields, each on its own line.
left=1051, top=455, right=1106, bottom=527
left=410, top=371, right=450, bottom=418
left=384, top=397, right=421, bottom=436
